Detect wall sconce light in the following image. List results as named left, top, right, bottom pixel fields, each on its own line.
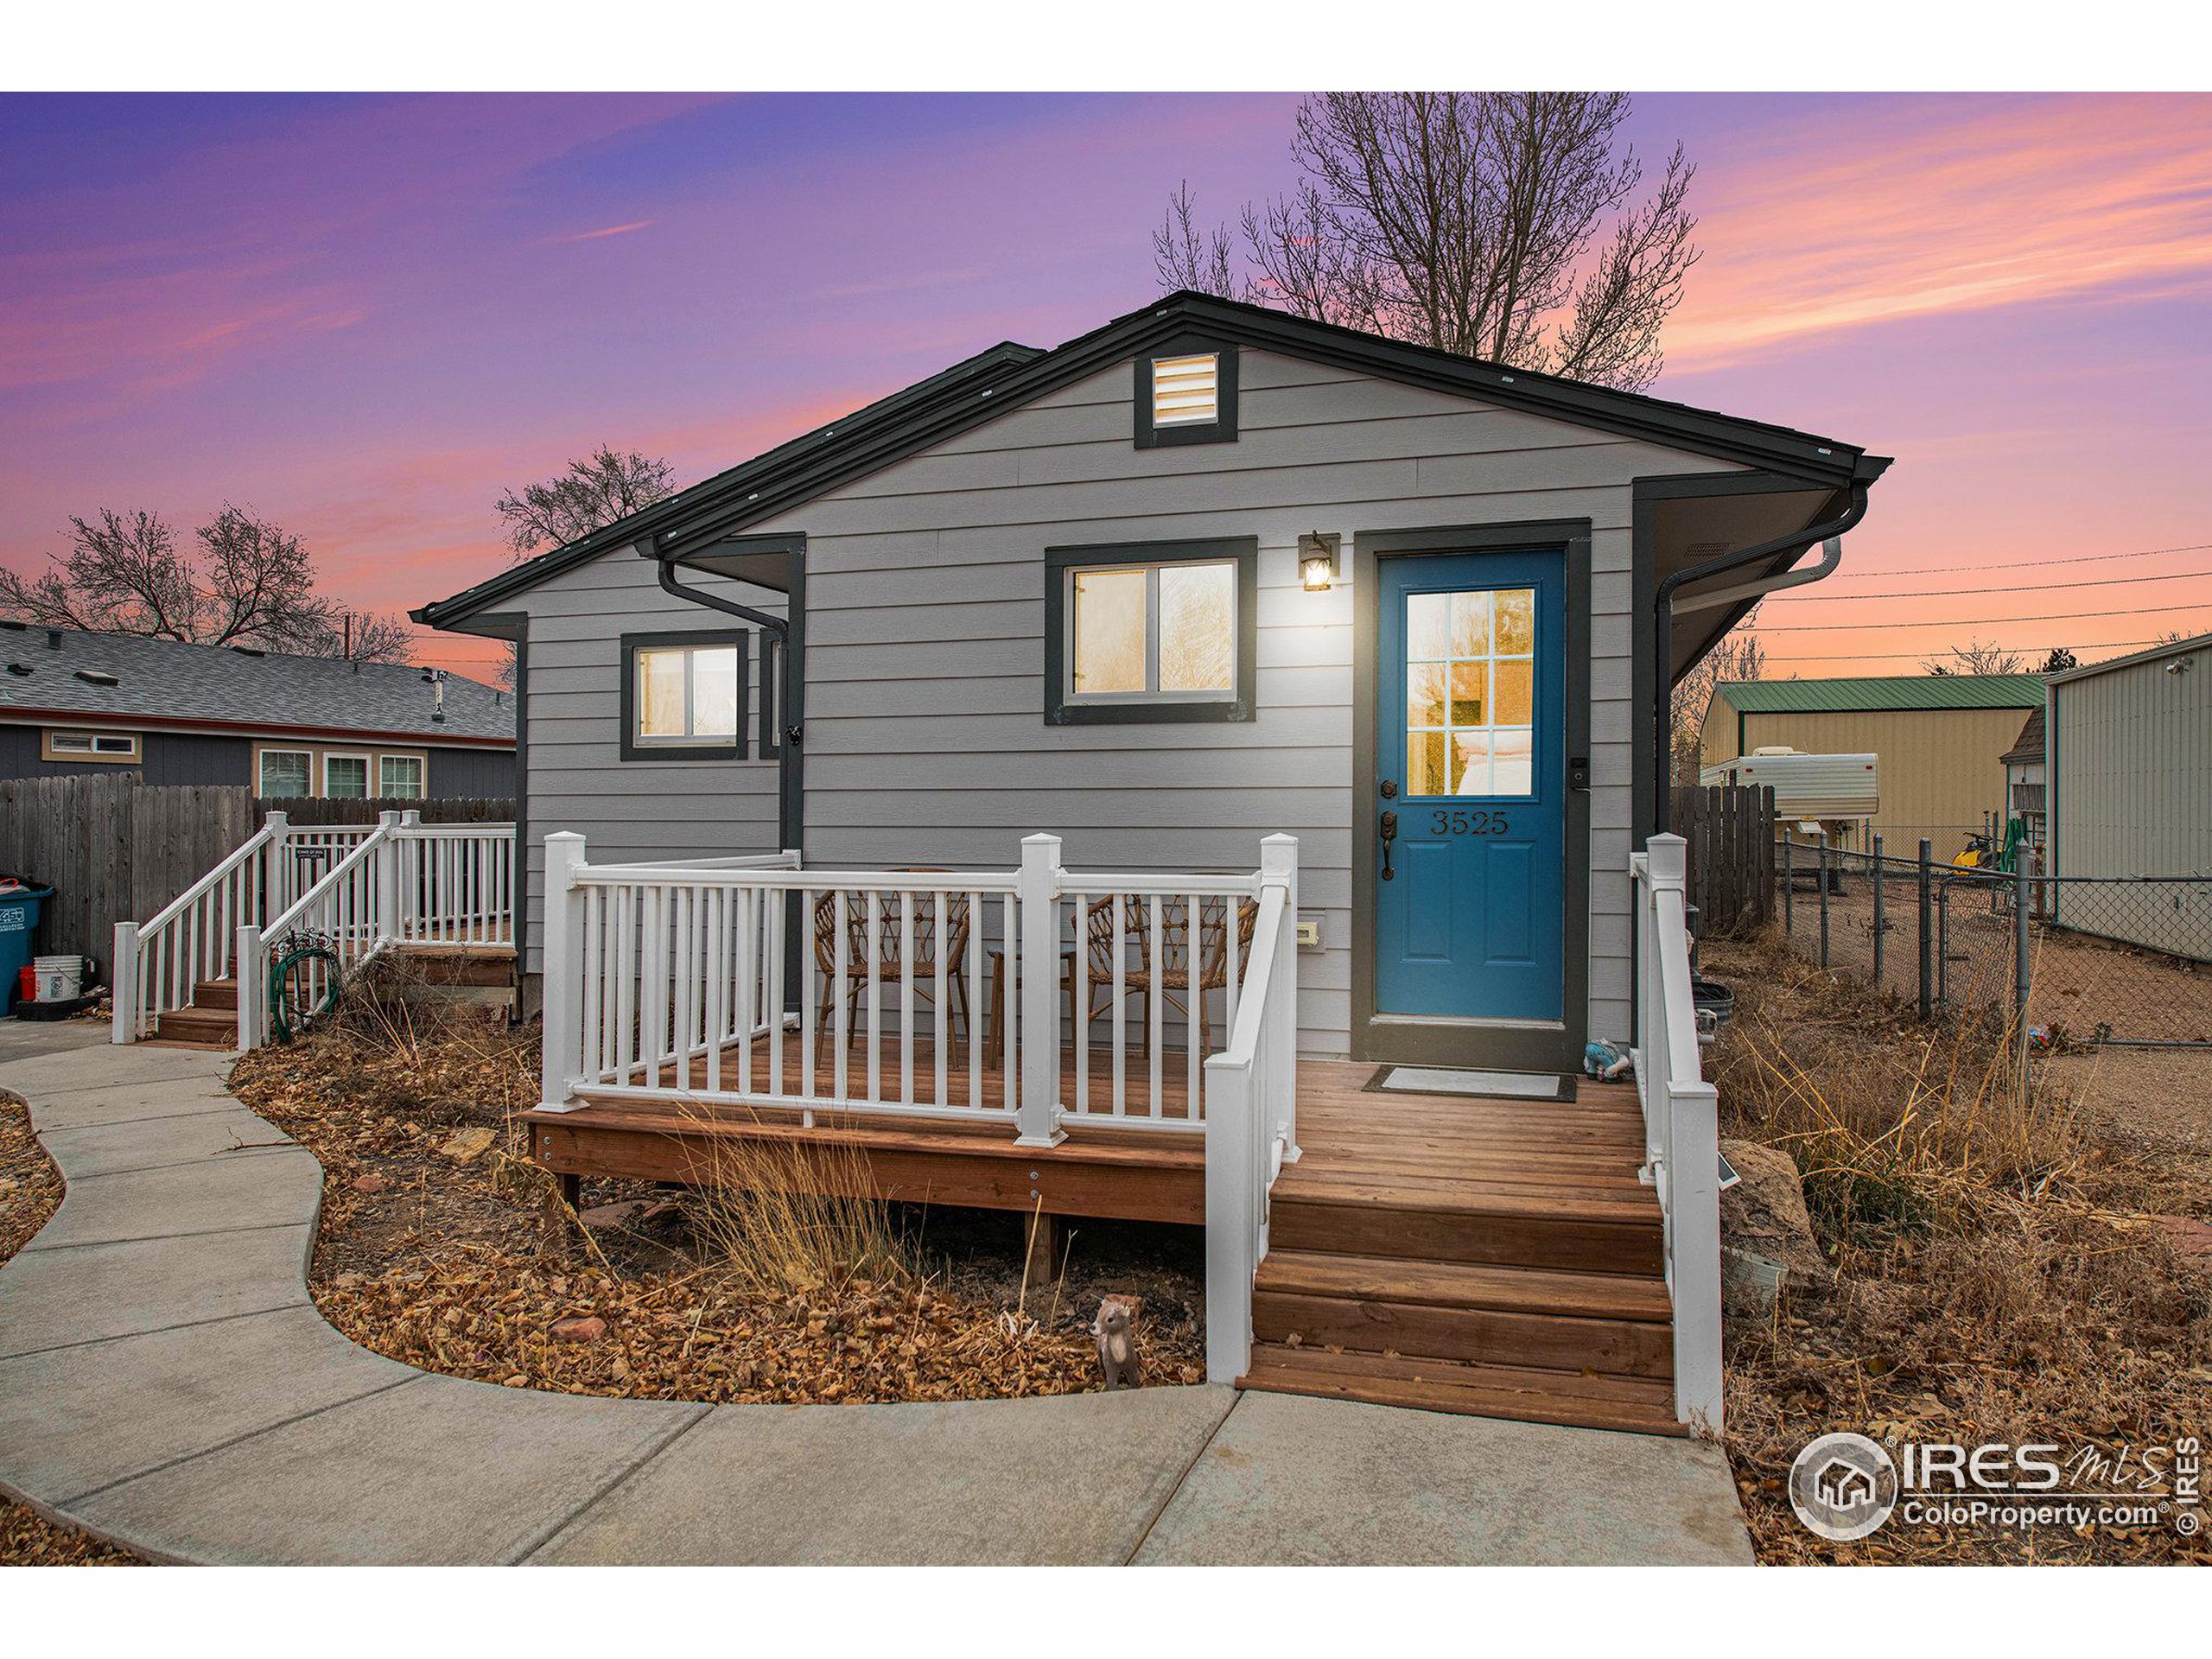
left=1299, top=531, right=1341, bottom=592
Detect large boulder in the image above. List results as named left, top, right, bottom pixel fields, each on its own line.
left=1719, top=1138, right=1832, bottom=1306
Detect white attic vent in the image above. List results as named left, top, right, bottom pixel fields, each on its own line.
left=1151, top=353, right=1219, bottom=426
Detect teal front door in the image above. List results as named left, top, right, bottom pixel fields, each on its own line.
left=1375, top=549, right=1567, bottom=1024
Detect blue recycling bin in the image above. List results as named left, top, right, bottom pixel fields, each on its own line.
left=0, top=885, right=55, bottom=1016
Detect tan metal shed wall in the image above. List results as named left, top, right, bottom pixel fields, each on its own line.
left=1707, top=707, right=2027, bottom=860
left=2053, top=644, right=2212, bottom=881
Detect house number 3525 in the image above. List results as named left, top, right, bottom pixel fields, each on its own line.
left=1432, top=810, right=1510, bottom=836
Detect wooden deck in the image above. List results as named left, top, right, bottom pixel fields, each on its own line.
left=524, top=1049, right=1677, bottom=1435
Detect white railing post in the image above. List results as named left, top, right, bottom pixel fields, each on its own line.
left=1203, top=1053, right=1257, bottom=1383
left=1015, top=833, right=1065, bottom=1147
left=111, top=921, right=139, bottom=1043
left=236, top=923, right=263, bottom=1052
left=1669, top=1075, right=1724, bottom=1433
left=262, top=810, right=289, bottom=925
left=538, top=832, right=588, bottom=1114
left=374, top=810, right=402, bottom=948
left=1260, top=834, right=1300, bottom=1163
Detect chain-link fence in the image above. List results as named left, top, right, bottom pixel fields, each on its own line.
left=1768, top=836, right=2212, bottom=1050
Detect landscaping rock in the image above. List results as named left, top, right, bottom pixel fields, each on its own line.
left=2151, top=1215, right=2212, bottom=1259
left=550, top=1315, right=607, bottom=1344
left=1719, top=1138, right=1831, bottom=1306
left=440, top=1128, right=498, bottom=1164
left=579, top=1200, right=649, bottom=1230
left=351, top=1172, right=387, bottom=1194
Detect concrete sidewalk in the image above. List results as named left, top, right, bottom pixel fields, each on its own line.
left=0, top=1039, right=1752, bottom=1566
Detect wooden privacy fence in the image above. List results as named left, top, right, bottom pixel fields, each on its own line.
left=1671, top=784, right=1776, bottom=938
left=0, top=775, right=512, bottom=969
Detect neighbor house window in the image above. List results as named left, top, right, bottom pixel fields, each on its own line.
left=1134, top=339, right=1238, bottom=448
left=1045, top=537, right=1257, bottom=725
left=41, top=728, right=139, bottom=763
left=257, top=747, right=312, bottom=798
left=323, top=753, right=370, bottom=798
left=378, top=754, right=425, bottom=798
left=620, top=631, right=748, bottom=760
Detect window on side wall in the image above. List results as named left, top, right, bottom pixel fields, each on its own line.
left=620, top=631, right=747, bottom=760
left=1045, top=537, right=1257, bottom=725
left=323, top=753, right=370, bottom=798
left=257, top=747, right=312, bottom=798
left=378, top=754, right=425, bottom=798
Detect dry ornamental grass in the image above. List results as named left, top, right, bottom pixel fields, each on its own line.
left=1703, top=936, right=2212, bottom=1566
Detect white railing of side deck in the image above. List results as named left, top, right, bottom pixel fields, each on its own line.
left=1630, top=832, right=1725, bottom=1436
left=112, top=811, right=283, bottom=1044
left=536, top=831, right=1297, bottom=1156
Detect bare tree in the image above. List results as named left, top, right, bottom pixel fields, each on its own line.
left=1923, top=640, right=2027, bottom=676
left=494, top=445, right=675, bottom=558
left=0, top=505, right=411, bottom=662
left=1155, top=93, right=1700, bottom=391
left=2038, top=646, right=2079, bottom=672
left=1670, top=625, right=1766, bottom=785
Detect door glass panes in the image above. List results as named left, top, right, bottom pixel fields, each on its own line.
left=1403, top=586, right=1537, bottom=798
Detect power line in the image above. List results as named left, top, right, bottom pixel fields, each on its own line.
left=1768, top=566, right=2212, bottom=601
left=1763, top=640, right=2171, bottom=664
left=1759, top=601, right=2212, bottom=632
left=1816, top=538, right=2212, bottom=578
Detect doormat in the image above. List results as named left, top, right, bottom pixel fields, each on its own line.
left=1366, top=1065, right=1574, bottom=1102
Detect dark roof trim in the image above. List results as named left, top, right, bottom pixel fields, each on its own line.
left=0, top=707, right=514, bottom=749
left=421, top=290, right=1889, bottom=629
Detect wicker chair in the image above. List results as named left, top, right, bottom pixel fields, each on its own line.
left=811, top=888, right=972, bottom=1059
left=1081, top=893, right=1257, bottom=1057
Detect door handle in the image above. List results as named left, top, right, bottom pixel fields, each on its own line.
left=1379, top=810, right=1399, bottom=880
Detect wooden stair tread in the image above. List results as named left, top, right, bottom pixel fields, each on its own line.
left=1238, top=1345, right=1685, bottom=1437
left=1274, top=1175, right=1660, bottom=1224
left=1255, top=1249, right=1671, bottom=1322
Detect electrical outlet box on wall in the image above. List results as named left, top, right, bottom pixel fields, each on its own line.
left=1296, top=913, right=1325, bottom=950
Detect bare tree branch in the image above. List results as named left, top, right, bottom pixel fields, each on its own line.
left=1155, top=92, right=1701, bottom=391
left=494, top=444, right=676, bottom=557
left=1923, top=640, right=2028, bottom=676
left=1671, top=622, right=1767, bottom=785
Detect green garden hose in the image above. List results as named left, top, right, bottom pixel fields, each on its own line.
left=267, top=931, right=341, bottom=1045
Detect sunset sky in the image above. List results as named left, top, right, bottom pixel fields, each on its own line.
left=3, top=91, right=2209, bottom=687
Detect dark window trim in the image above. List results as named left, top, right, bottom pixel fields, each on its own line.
left=1044, top=537, right=1258, bottom=726
left=618, top=628, right=747, bottom=761
left=757, top=632, right=782, bottom=759
left=1133, top=334, right=1239, bottom=449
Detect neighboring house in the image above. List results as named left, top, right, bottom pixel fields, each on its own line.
left=0, top=624, right=516, bottom=799
left=419, top=289, right=1889, bottom=1071
left=2045, top=632, right=2212, bottom=961
left=2000, top=704, right=2046, bottom=851
left=1700, top=674, right=2046, bottom=861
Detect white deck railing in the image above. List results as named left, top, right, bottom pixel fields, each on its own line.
left=1630, top=832, right=1725, bottom=1435
left=114, top=809, right=516, bottom=1047
left=537, top=832, right=1300, bottom=1144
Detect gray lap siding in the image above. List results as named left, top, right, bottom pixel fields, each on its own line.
left=748, top=348, right=1736, bottom=1056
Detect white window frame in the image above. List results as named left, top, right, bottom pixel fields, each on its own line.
left=378, top=753, right=426, bottom=798
left=256, top=746, right=314, bottom=797
left=41, top=728, right=140, bottom=763
left=321, top=751, right=372, bottom=799
left=1063, top=557, right=1242, bottom=708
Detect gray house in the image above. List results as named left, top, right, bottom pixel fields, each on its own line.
left=0, top=625, right=516, bottom=799
left=418, top=292, right=1888, bottom=1073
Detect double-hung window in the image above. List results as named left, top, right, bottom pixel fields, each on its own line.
left=1045, top=537, right=1257, bottom=725
left=378, top=755, right=425, bottom=798
left=620, top=631, right=747, bottom=760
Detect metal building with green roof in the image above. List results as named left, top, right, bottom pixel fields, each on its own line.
left=1699, top=673, right=2047, bottom=860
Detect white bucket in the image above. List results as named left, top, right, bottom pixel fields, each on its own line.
left=34, top=955, right=82, bottom=1002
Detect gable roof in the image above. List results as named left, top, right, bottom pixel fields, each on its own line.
left=2000, top=705, right=2046, bottom=765
left=417, top=290, right=1890, bottom=632
left=0, top=625, right=514, bottom=745
left=1716, top=674, right=2048, bottom=715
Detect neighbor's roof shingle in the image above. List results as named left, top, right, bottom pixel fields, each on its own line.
left=0, top=625, right=513, bottom=743
left=2000, top=705, right=2046, bottom=766
left=1714, top=674, right=2048, bottom=715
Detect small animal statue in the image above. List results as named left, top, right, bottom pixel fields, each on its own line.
left=1092, top=1295, right=1146, bottom=1390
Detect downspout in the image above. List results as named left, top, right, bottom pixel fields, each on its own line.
left=654, top=553, right=797, bottom=849
left=1652, top=482, right=1871, bottom=834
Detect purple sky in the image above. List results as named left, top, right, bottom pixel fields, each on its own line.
left=4, top=92, right=2209, bottom=683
